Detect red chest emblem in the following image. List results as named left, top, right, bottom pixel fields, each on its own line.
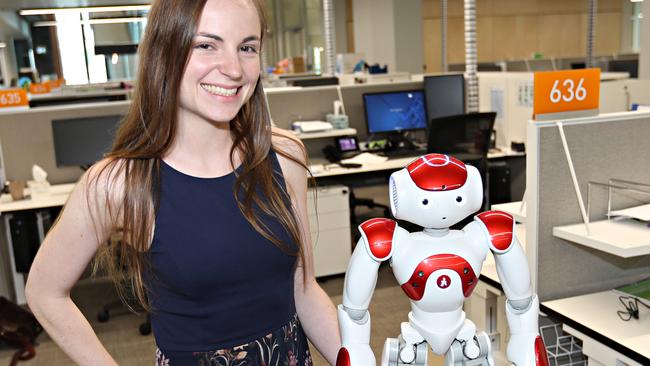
left=401, top=254, right=478, bottom=301
left=437, top=275, right=451, bottom=289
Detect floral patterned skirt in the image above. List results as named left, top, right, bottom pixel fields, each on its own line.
left=155, top=314, right=313, bottom=366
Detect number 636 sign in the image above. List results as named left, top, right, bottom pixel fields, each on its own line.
left=533, top=68, right=600, bottom=119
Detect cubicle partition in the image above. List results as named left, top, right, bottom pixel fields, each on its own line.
left=526, top=111, right=650, bottom=301
left=0, top=101, right=130, bottom=184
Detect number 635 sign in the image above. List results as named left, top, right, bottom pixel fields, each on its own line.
left=533, top=68, right=600, bottom=119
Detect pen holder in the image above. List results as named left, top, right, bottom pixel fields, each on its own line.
left=326, top=114, right=349, bottom=129
left=8, top=180, right=25, bottom=201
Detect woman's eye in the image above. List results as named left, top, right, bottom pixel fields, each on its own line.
left=195, top=43, right=212, bottom=50
left=240, top=45, right=258, bottom=54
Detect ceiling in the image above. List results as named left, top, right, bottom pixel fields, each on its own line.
left=0, top=0, right=150, bottom=11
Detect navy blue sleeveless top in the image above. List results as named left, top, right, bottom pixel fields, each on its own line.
left=146, top=151, right=298, bottom=352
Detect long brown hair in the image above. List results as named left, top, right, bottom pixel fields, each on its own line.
left=91, top=0, right=308, bottom=311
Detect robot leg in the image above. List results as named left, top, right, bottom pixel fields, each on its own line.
left=381, top=323, right=428, bottom=366
left=444, top=331, right=494, bottom=366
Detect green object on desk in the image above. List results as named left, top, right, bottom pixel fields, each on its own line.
left=615, top=277, right=650, bottom=301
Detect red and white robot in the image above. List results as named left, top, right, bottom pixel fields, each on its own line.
left=336, top=153, right=549, bottom=366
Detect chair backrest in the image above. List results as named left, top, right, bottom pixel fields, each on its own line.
left=427, top=112, right=497, bottom=156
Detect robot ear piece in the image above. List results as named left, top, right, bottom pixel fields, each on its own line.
left=389, top=175, right=399, bottom=217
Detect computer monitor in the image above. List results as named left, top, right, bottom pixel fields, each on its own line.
left=51, top=115, right=123, bottom=168
left=362, top=89, right=427, bottom=135
left=427, top=112, right=496, bottom=156
left=423, top=74, right=465, bottom=122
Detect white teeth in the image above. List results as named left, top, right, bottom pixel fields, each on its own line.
left=201, top=84, right=238, bottom=97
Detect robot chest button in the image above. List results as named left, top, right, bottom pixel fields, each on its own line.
left=437, top=275, right=451, bottom=289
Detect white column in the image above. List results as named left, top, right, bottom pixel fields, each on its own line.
left=640, top=0, right=650, bottom=79
left=353, top=0, right=423, bottom=74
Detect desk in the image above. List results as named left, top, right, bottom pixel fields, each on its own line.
left=541, top=291, right=650, bottom=366
left=1, top=184, right=75, bottom=304
left=310, top=149, right=525, bottom=179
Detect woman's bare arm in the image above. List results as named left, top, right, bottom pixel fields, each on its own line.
left=25, top=160, right=122, bottom=365
left=274, top=129, right=341, bottom=364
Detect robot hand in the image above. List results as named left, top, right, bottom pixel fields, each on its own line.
left=337, top=304, right=377, bottom=366
left=505, top=295, right=549, bottom=366
left=336, top=344, right=376, bottom=366
left=507, top=333, right=547, bottom=366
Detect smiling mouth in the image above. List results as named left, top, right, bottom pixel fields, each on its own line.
left=201, top=83, right=240, bottom=97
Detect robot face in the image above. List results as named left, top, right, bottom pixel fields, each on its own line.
left=389, top=154, right=483, bottom=228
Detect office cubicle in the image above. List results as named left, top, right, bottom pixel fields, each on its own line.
left=0, top=101, right=131, bottom=184
left=526, top=112, right=650, bottom=300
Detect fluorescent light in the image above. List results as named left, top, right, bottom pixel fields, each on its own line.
left=33, top=17, right=148, bottom=27
left=630, top=0, right=644, bottom=3
left=20, top=5, right=150, bottom=16
left=0, top=42, right=6, bottom=48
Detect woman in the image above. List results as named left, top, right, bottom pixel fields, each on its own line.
left=25, top=0, right=341, bottom=364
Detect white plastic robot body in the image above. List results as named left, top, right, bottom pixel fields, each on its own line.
left=337, top=154, right=549, bottom=366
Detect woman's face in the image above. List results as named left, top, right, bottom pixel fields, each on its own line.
left=178, top=0, right=261, bottom=124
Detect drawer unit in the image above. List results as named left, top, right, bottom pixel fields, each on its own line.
left=307, top=185, right=351, bottom=277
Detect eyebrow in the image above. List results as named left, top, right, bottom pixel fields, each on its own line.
left=196, top=32, right=260, bottom=43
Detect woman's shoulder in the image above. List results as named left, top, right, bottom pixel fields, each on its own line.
left=271, top=127, right=304, bottom=158
left=270, top=127, right=308, bottom=189
left=81, top=157, right=129, bottom=203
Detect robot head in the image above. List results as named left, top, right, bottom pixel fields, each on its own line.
left=388, top=154, right=483, bottom=229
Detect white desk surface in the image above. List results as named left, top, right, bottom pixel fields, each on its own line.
left=0, top=183, right=76, bottom=214
left=491, top=201, right=526, bottom=223
left=311, top=149, right=525, bottom=178
left=553, top=219, right=650, bottom=258
left=541, top=290, right=650, bottom=364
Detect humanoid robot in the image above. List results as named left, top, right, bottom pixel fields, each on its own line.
left=337, top=153, right=549, bottom=366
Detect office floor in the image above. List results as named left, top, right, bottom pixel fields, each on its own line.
left=0, top=265, right=447, bottom=366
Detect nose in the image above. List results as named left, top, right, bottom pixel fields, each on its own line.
left=218, top=50, right=243, bottom=80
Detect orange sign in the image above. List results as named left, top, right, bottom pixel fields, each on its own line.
left=44, top=79, right=64, bottom=89
left=534, top=68, right=600, bottom=117
left=29, top=83, right=51, bottom=94
left=0, top=89, right=29, bottom=108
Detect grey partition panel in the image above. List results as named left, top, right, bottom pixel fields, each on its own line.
left=534, top=115, right=650, bottom=301
left=266, top=87, right=340, bottom=130
left=0, top=102, right=131, bottom=184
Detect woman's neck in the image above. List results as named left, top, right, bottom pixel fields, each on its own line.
left=165, top=113, right=240, bottom=177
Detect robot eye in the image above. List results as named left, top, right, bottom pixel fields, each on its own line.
left=456, top=196, right=463, bottom=203
left=422, top=198, right=429, bottom=205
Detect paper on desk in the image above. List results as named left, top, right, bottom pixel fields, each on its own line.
left=341, top=152, right=388, bottom=165
left=609, top=203, right=650, bottom=222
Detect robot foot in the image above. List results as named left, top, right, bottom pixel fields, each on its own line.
left=381, top=336, right=428, bottom=366
left=445, top=331, right=494, bottom=366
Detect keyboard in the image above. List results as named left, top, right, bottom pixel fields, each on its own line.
left=378, top=148, right=426, bottom=158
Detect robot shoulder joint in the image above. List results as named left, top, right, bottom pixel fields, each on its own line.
left=474, top=210, right=515, bottom=253
left=358, top=218, right=397, bottom=261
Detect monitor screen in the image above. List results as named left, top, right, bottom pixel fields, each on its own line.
left=424, top=74, right=465, bottom=122
left=51, top=115, right=123, bottom=168
left=363, top=90, right=427, bottom=134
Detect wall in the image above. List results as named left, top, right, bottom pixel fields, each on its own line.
left=640, top=0, right=650, bottom=79
left=422, top=0, right=624, bottom=72
left=353, top=0, right=396, bottom=71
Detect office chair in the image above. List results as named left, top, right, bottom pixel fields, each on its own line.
left=427, top=112, right=497, bottom=213
left=96, top=239, right=151, bottom=336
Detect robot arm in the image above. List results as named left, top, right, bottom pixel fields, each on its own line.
left=337, top=218, right=398, bottom=366
left=474, top=211, right=550, bottom=366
